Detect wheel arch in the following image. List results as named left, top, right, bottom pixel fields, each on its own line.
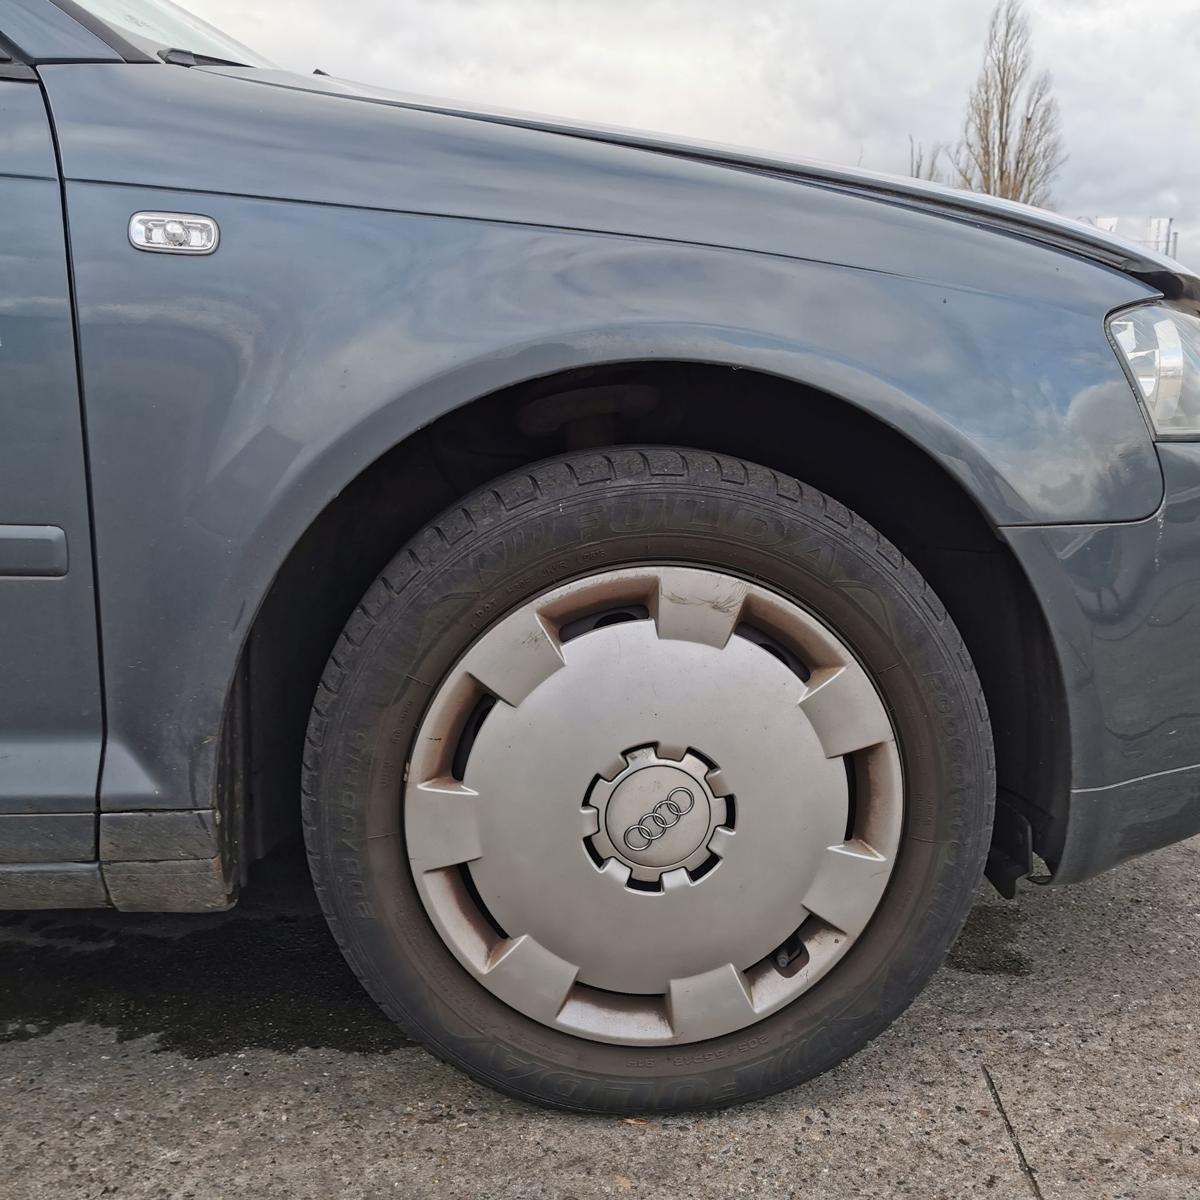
left=223, top=356, right=1069, bottom=893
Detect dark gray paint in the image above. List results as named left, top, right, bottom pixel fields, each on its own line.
left=1052, top=765, right=1200, bottom=886
left=1000, top=445, right=1200, bottom=879
left=42, top=63, right=1182, bottom=317
left=0, top=77, right=102, bottom=824
left=195, top=64, right=1196, bottom=302
left=0, top=525, right=68, bottom=576
left=1006, top=445, right=1200, bottom=788
left=32, top=60, right=1169, bottom=846
left=0, top=740, right=102, bottom=814
left=29, top=54, right=1187, bottom=870
left=61, top=181, right=1157, bottom=822
left=0, top=74, right=59, bottom=175
left=40, top=64, right=1164, bottom=526
left=2, top=0, right=1200, bottom=901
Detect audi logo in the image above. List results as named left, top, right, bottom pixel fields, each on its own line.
left=623, top=788, right=696, bottom=851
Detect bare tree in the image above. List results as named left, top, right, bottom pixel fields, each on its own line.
left=908, top=135, right=946, bottom=183
left=951, top=0, right=1065, bottom=205
left=909, top=0, right=1065, bottom=207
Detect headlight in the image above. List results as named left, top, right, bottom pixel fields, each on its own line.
left=1108, top=304, right=1200, bottom=437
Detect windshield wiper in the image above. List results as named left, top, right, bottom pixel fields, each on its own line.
left=159, top=48, right=254, bottom=68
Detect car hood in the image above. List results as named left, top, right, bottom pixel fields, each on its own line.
left=202, top=65, right=1197, bottom=304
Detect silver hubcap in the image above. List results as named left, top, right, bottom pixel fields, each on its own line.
left=406, top=566, right=902, bottom=1046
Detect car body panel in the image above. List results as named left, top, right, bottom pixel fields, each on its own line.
left=40, top=61, right=1163, bottom=530
left=0, top=3, right=1196, bottom=905
left=1004, top=444, right=1200, bottom=880
left=193, top=63, right=1196, bottom=302
left=41, top=64, right=1161, bottom=312
left=61, top=173, right=1164, bottom=828
left=0, top=80, right=103, bottom=830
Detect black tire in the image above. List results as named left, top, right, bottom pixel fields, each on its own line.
left=302, top=446, right=994, bottom=1113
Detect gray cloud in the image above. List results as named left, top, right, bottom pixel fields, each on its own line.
left=194, top=0, right=1200, bottom=266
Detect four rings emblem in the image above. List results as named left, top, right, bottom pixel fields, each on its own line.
left=623, top=787, right=696, bottom=851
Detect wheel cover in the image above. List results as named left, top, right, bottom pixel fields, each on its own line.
left=405, top=565, right=902, bottom=1046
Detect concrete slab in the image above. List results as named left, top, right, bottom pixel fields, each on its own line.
left=1, top=837, right=1198, bottom=1199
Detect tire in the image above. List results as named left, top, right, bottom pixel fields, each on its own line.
left=302, top=446, right=994, bottom=1113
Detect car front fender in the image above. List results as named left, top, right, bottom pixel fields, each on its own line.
left=63, top=183, right=1159, bottom=845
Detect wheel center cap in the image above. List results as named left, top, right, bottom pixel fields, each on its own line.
left=607, top=765, right=709, bottom=865
left=584, top=747, right=729, bottom=884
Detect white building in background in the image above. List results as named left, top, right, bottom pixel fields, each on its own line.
left=1080, top=216, right=1180, bottom=259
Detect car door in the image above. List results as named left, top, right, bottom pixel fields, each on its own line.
left=0, top=66, right=104, bottom=899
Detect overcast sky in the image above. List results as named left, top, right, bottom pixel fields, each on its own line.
left=189, top=0, right=1199, bottom=266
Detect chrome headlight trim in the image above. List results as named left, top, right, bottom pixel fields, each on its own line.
left=1108, top=303, right=1200, bottom=439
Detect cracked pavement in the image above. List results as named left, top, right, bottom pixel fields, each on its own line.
left=2, top=837, right=1198, bottom=1199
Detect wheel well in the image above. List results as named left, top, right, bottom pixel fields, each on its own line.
left=236, top=362, right=1068, bottom=885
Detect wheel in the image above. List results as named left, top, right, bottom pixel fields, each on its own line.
left=302, top=446, right=993, bottom=1113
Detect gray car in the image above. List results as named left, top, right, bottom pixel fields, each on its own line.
left=4, top=0, right=1200, bottom=1114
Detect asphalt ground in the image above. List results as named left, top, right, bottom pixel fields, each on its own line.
left=2, top=836, right=1198, bottom=1199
